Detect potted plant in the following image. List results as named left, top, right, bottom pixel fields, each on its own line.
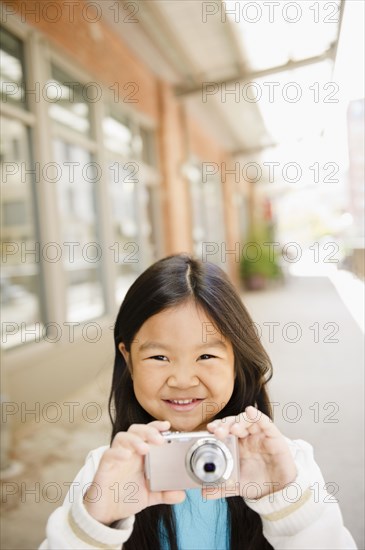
left=240, top=227, right=282, bottom=290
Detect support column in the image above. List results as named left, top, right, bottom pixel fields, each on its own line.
left=157, top=81, right=193, bottom=254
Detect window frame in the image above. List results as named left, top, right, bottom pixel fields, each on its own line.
left=0, top=23, right=48, bottom=349
left=1, top=18, right=163, bottom=358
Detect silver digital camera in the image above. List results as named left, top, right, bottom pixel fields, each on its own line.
left=144, top=430, right=240, bottom=491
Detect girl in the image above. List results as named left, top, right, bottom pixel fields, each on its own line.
left=40, top=254, right=356, bottom=549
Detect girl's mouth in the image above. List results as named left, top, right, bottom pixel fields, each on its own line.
left=163, top=398, right=203, bottom=411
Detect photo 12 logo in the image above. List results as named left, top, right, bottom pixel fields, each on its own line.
left=201, top=81, right=339, bottom=104
left=201, top=2, right=340, bottom=24
left=1, top=2, right=140, bottom=24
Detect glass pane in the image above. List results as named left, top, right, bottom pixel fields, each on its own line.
left=203, top=178, right=225, bottom=245
left=0, top=27, right=26, bottom=109
left=105, top=154, right=140, bottom=302
left=0, top=118, right=43, bottom=349
left=190, top=177, right=206, bottom=256
left=140, top=127, right=156, bottom=166
left=103, top=115, right=133, bottom=158
left=188, top=166, right=226, bottom=265
left=53, top=139, right=105, bottom=321
left=48, top=66, right=92, bottom=136
left=146, top=185, right=159, bottom=261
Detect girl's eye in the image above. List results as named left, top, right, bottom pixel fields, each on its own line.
left=150, top=355, right=168, bottom=361
left=199, top=354, right=215, bottom=360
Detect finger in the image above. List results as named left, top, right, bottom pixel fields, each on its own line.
left=128, top=423, right=169, bottom=444
left=244, top=406, right=282, bottom=438
left=207, top=415, right=236, bottom=429
left=206, top=416, right=238, bottom=439
left=230, top=422, right=250, bottom=438
left=207, top=408, right=280, bottom=440
left=207, top=414, right=251, bottom=440
left=112, top=431, right=151, bottom=454
left=147, top=420, right=171, bottom=430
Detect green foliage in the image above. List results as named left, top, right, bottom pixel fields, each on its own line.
left=240, top=227, right=282, bottom=282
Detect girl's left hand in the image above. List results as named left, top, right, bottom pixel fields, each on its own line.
left=202, top=406, right=297, bottom=501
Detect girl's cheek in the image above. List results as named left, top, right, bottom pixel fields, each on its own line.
left=136, top=369, right=164, bottom=385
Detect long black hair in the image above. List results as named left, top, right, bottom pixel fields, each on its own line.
left=108, top=254, right=274, bottom=549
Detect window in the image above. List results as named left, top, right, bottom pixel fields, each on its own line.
left=1, top=28, right=45, bottom=349
left=103, top=113, right=133, bottom=158
left=140, top=126, right=157, bottom=167
left=188, top=162, right=226, bottom=264
left=0, top=26, right=26, bottom=109
left=103, top=110, right=140, bottom=302
left=2, top=200, right=28, bottom=226
left=52, top=138, right=105, bottom=322
left=0, top=118, right=44, bottom=348
left=50, top=65, right=105, bottom=322
left=138, top=126, right=161, bottom=266
left=1, top=26, right=163, bottom=345
left=48, top=65, right=92, bottom=137
left=145, top=184, right=162, bottom=262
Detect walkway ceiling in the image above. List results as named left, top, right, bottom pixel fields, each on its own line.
left=101, top=0, right=344, bottom=156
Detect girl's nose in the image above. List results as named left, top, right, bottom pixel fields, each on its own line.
left=166, top=366, right=199, bottom=388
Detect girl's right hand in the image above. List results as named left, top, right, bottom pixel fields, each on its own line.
left=83, top=420, right=186, bottom=525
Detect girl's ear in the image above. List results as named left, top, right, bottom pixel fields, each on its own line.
left=118, top=342, right=133, bottom=378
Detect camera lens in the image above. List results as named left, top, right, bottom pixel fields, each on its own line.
left=185, top=437, right=234, bottom=485
left=189, top=442, right=228, bottom=483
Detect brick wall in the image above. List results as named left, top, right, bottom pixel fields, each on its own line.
left=3, top=0, right=159, bottom=118
left=3, top=0, right=240, bottom=284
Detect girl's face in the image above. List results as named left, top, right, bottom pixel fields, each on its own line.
left=119, top=300, right=235, bottom=432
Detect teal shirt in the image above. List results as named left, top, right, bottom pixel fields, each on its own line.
left=159, top=488, right=229, bottom=550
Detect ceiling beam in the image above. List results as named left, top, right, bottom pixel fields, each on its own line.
left=175, top=44, right=337, bottom=97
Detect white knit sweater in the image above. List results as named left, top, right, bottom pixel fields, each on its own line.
left=39, top=438, right=357, bottom=549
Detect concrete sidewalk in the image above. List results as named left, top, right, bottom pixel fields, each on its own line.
left=243, top=274, right=364, bottom=548
left=1, top=274, right=364, bottom=549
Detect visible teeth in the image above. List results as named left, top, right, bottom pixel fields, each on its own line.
left=171, top=399, right=194, bottom=404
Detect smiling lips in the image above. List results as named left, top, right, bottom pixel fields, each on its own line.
left=163, top=398, right=204, bottom=411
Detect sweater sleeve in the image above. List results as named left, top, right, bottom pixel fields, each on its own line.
left=38, top=446, right=135, bottom=549
left=245, top=438, right=357, bottom=549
